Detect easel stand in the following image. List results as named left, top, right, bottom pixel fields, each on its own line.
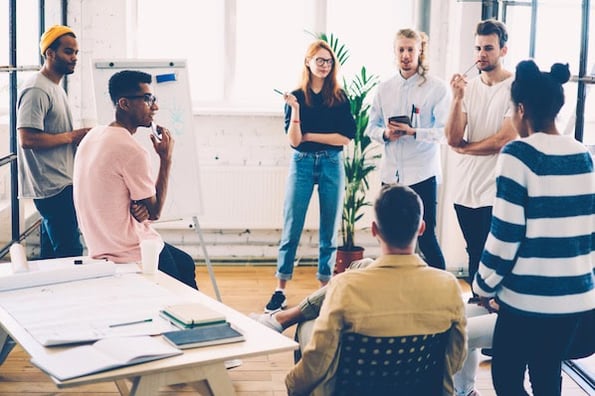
left=192, top=216, right=222, bottom=302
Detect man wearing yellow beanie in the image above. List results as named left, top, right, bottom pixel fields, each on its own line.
left=16, top=25, right=91, bottom=258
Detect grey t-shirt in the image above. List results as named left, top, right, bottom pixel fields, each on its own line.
left=17, top=72, right=75, bottom=199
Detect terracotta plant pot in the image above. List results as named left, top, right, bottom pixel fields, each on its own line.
left=334, top=246, right=364, bottom=275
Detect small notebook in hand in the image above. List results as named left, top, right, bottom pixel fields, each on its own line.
left=31, top=335, right=182, bottom=381
left=162, top=322, right=245, bottom=349
left=161, top=303, right=226, bottom=328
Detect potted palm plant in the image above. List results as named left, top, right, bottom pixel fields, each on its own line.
left=315, top=33, right=380, bottom=273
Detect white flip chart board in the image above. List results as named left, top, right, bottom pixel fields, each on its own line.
left=92, top=59, right=203, bottom=222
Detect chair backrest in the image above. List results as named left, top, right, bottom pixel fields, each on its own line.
left=333, top=330, right=449, bottom=396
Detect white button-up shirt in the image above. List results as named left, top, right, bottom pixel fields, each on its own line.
left=365, top=72, right=451, bottom=186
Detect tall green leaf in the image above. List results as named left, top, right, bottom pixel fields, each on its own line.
left=314, top=33, right=380, bottom=249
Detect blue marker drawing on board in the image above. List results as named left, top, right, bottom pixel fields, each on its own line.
left=156, top=73, right=177, bottom=83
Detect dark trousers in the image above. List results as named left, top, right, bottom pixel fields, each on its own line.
left=158, top=242, right=198, bottom=290
left=492, top=309, right=578, bottom=396
left=453, top=204, right=492, bottom=288
left=409, top=177, right=445, bottom=270
left=33, top=185, right=83, bottom=259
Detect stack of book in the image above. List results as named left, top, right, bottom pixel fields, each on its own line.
left=160, top=303, right=245, bottom=349
left=160, top=303, right=226, bottom=329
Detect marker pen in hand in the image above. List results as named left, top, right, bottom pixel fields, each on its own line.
left=150, top=122, right=162, bottom=141
left=273, top=88, right=285, bottom=96
left=462, top=60, right=480, bottom=76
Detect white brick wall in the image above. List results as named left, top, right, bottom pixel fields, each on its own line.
left=27, top=1, right=469, bottom=270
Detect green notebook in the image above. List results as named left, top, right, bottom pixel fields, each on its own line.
left=160, top=303, right=226, bottom=329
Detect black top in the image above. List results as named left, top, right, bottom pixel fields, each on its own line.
left=284, top=89, right=356, bottom=152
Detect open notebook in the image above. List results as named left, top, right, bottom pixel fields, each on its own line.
left=31, top=335, right=182, bottom=381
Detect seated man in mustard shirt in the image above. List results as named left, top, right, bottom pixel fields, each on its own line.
left=285, top=184, right=467, bottom=396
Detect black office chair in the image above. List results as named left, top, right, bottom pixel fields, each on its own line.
left=333, top=330, right=449, bottom=396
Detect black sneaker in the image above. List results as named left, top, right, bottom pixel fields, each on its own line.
left=481, top=348, right=493, bottom=357
left=265, top=291, right=287, bottom=313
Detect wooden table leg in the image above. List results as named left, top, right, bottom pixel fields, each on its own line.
left=114, top=379, right=130, bottom=396
left=128, top=361, right=236, bottom=396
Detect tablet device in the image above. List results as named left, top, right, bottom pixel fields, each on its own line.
left=388, top=115, right=411, bottom=126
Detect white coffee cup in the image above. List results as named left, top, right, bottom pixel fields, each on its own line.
left=140, top=239, right=160, bottom=274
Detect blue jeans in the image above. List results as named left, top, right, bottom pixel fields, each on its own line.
left=159, top=242, right=198, bottom=290
left=33, top=185, right=83, bottom=259
left=277, top=150, right=344, bottom=282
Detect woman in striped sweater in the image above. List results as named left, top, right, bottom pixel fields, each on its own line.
left=473, top=60, right=595, bottom=395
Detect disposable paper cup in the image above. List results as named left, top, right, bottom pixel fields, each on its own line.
left=140, top=239, right=160, bottom=274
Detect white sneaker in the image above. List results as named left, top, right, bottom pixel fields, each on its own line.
left=249, top=312, right=283, bottom=333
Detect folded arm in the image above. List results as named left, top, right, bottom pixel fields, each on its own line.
left=18, top=127, right=90, bottom=149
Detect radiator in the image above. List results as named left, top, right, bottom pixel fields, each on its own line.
left=198, top=166, right=321, bottom=229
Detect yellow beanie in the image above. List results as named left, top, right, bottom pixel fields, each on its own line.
left=39, top=25, right=75, bottom=56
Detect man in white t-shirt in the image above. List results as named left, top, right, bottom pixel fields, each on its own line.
left=444, top=19, right=517, bottom=299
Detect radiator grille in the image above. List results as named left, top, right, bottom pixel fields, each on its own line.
left=198, top=166, right=321, bottom=229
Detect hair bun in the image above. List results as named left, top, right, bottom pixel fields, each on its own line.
left=515, top=60, right=540, bottom=81
left=550, top=63, right=571, bottom=84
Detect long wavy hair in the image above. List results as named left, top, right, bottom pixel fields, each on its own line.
left=298, top=40, right=347, bottom=107
left=395, top=28, right=429, bottom=86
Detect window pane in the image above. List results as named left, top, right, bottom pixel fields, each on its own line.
left=16, top=0, right=41, bottom=67
left=504, top=0, right=586, bottom=139
left=502, top=5, right=531, bottom=71
left=534, top=1, right=582, bottom=70
left=327, top=0, right=414, bottom=82
left=532, top=0, right=582, bottom=138
left=0, top=0, right=8, bottom=121
left=582, top=5, right=595, bottom=146
left=43, top=0, right=66, bottom=34
left=136, top=0, right=224, bottom=104
left=235, top=0, right=308, bottom=109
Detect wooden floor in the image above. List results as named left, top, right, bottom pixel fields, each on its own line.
left=0, top=265, right=592, bottom=395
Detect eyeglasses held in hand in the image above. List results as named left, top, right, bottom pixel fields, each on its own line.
left=314, top=57, right=334, bottom=67
left=122, top=93, right=158, bottom=106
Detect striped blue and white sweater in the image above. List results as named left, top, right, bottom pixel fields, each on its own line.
left=474, top=133, right=595, bottom=316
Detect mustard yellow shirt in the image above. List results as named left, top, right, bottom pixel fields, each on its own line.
left=285, top=254, right=467, bottom=396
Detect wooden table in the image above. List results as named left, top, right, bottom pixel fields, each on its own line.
left=0, top=267, right=298, bottom=395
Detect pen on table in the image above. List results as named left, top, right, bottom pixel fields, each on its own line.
left=73, top=258, right=108, bottom=265
left=109, top=318, right=153, bottom=328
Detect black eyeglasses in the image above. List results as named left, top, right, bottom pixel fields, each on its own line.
left=122, top=93, right=158, bottom=106
left=314, top=57, right=334, bottom=67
